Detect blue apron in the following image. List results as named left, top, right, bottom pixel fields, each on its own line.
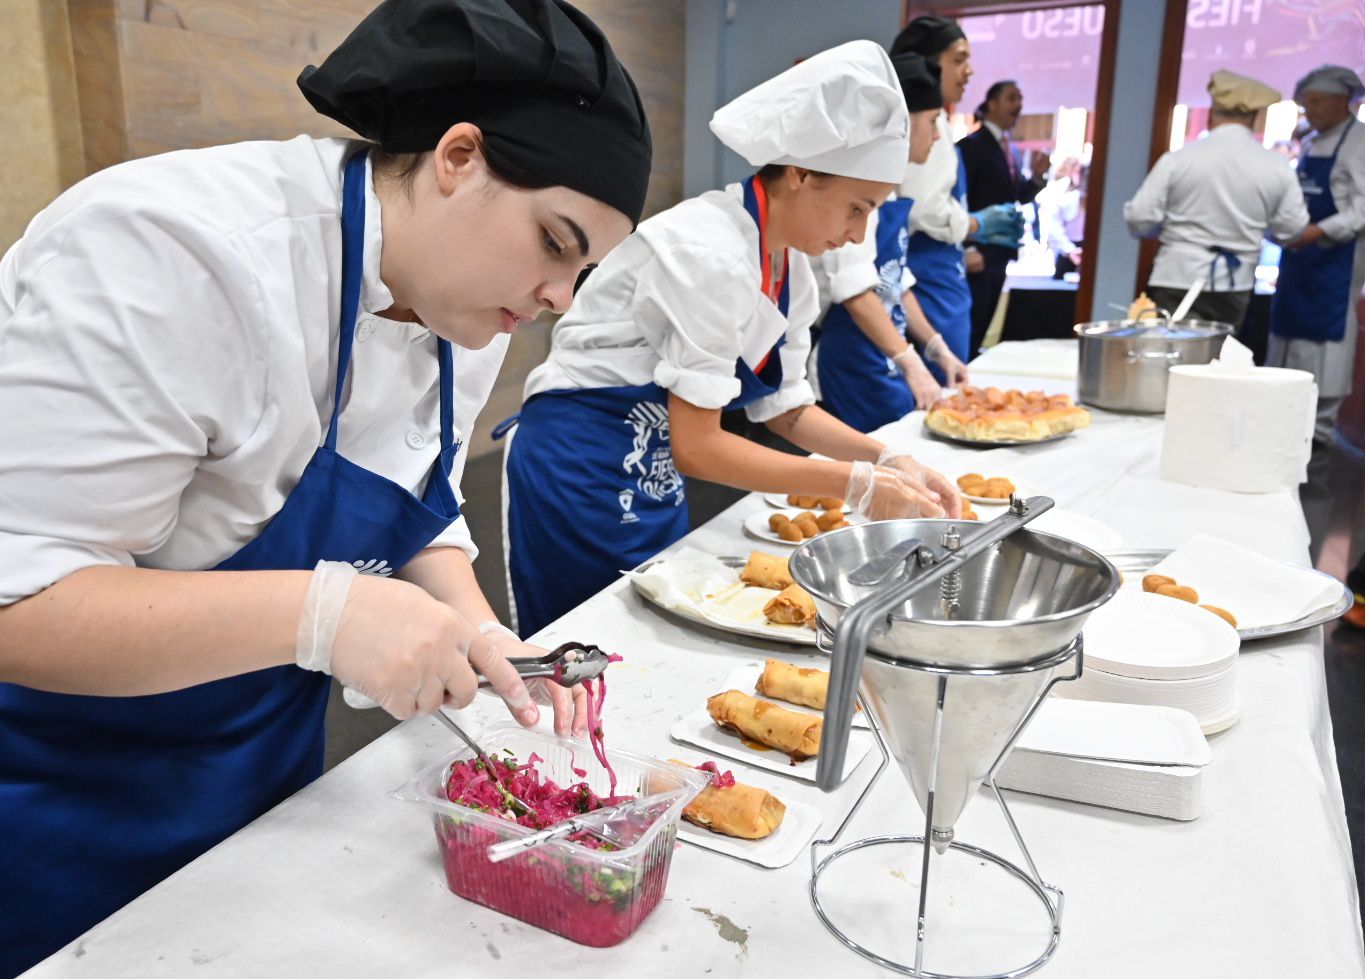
left=504, top=177, right=788, bottom=638
left=818, top=196, right=917, bottom=432
left=904, top=146, right=973, bottom=375
left=1271, top=120, right=1356, bottom=343
left=0, top=149, right=463, bottom=977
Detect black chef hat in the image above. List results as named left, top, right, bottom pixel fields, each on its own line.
left=890, top=15, right=966, bottom=59
left=892, top=53, right=943, bottom=112
left=298, top=0, right=653, bottom=225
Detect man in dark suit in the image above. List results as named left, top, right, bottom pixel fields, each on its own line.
left=958, top=80, right=1050, bottom=353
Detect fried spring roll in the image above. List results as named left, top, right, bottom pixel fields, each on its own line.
left=706, top=690, right=821, bottom=762
left=755, top=657, right=829, bottom=708
left=668, top=761, right=786, bottom=839
left=740, top=551, right=793, bottom=590
left=762, top=585, right=817, bottom=627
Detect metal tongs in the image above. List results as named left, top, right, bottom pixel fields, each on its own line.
left=475, top=641, right=613, bottom=690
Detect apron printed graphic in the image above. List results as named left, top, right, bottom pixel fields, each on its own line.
left=622, top=401, right=683, bottom=504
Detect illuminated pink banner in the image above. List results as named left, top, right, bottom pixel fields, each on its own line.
left=959, top=1, right=1365, bottom=115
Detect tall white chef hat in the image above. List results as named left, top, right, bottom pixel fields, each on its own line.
left=709, top=40, right=910, bottom=184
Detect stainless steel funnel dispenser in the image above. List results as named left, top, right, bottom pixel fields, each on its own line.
left=789, top=499, right=1120, bottom=978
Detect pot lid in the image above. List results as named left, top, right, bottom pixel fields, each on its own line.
left=1075, top=319, right=1233, bottom=340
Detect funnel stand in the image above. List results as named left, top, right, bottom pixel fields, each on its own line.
left=808, top=637, right=1083, bottom=979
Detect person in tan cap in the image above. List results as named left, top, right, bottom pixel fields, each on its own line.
left=1124, top=69, right=1309, bottom=327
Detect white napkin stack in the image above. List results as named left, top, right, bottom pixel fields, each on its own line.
left=996, top=699, right=1209, bottom=820
left=1148, top=534, right=1340, bottom=631
left=968, top=339, right=1079, bottom=380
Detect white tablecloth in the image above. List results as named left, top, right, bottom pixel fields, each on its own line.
left=24, top=376, right=1364, bottom=978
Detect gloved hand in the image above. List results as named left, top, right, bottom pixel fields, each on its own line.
left=970, top=203, right=1025, bottom=247
left=478, top=621, right=589, bottom=738
left=845, top=461, right=946, bottom=520
left=890, top=347, right=942, bottom=410
left=296, top=560, right=537, bottom=724
left=877, top=449, right=962, bottom=519
left=923, top=334, right=970, bottom=388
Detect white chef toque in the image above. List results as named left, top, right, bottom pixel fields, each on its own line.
left=709, top=40, right=911, bottom=184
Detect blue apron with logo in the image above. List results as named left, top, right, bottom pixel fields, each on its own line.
left=1271, top=120, right=1357, bottom=343
left=504, top=177, right=788, bottom=638
left=0, top=149, right=463, bottom=977
left=904, top=146, right=973, bottom=374
left=818, top=196, right=917, bottom=432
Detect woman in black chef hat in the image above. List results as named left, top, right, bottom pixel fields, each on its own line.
left=0, top=2, right=647, bottom=973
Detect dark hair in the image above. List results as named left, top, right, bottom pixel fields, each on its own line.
left=369, top=135, right=554, bottom=199
left=755, top=163, right=833, bottom=186
left=985, top=80, right=1019, bottom=103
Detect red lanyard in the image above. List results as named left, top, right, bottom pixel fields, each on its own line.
left=752, top=178, right=788, bottom=308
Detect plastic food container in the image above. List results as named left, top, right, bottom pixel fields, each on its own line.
left=393, top=723, right=708, bottom=947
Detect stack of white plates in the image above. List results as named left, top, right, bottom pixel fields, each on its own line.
left=1055, top=590, right=1241, bottom=734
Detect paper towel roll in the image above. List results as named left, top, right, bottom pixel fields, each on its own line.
left=1160, top=340, right=1316, bottom=493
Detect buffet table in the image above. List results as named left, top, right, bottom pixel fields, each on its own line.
left=25, top=374, right=1365, bottom=978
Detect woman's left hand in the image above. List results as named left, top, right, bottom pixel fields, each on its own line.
left=524, top=673, right=589, bottom=738
left=478, top=622, right=589, bottom=737
left=877, top=452, right=962, bottom=519
left=924, top=335, right=970, bottom=389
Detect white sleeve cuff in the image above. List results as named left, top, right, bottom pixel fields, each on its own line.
left=826, top=264, right=880, bottom=306
left=426, top=514, right=479, bottom=562
left=654, top=361, right=742, bottom=410
left=0, top=534, right=131, bottom=606
left=745, top=380, right=816, bottom=424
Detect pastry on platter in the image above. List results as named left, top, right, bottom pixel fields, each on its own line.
left=926, top=386, right=1090, bottom=443
left=706, top=690, right=821, bottom=762
left=762, top=584, right=817, bottom=627
left=740, top=551, right=792, bottom=590
left=957, top=473, right=1016, bottom=499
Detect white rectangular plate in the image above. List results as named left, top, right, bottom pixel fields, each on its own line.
left=669, top=705, right=871, bottom=784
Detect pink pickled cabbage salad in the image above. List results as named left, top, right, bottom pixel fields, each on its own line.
left=445, top=752, right=633, bottom=848
left=580, top=652, right=624, bottom=795
left=693, top=760, right=735, bottom=788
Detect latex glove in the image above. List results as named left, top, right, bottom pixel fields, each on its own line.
left=480, top=621, right=589, bottom=738
left=923, top=334, right=970, bottom=388
left=970, top=204, right=1024, bottom=245
left=891, top=347, right=942, bottom=410
left=296, top=560, right=536, bottom=724
left=877, top=449, right=963, bottom=519
left=845, top=461, right=946, bottom=520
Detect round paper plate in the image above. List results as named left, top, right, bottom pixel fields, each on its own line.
left=1081, top=590, right=1240, bottom=680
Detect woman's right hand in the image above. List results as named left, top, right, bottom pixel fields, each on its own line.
left=845, top=461, right=946, bottom=521
left=315, top=570, right=537, bottom=723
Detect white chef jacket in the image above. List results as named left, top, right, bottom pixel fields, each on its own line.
left=1037, top=179, right=1085, bottom=255
left=898, top=111, right=970, bottom=245
left=1266, top=116, right=1365, bottom=399
left=523, top=183, right=818, bottom=423
left=0, top=136, right=506, bottom=606
left=1123, top=123, right=1308, bottom=292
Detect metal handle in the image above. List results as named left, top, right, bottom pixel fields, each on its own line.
left=817, top=497, right=1056, bottom=792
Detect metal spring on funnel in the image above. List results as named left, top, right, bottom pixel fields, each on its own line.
left=939, top=526, right=962, bottom=618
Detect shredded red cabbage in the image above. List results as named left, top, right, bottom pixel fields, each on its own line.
left=694, top=760, right=736, bottom=788
left=445, top=752, right=633, bottom=848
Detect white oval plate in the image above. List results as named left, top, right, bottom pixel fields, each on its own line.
left=762, top=493, right=850, bottom=513
left=743, top=508, right=862, bottom=547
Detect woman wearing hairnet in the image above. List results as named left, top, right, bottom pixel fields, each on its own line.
left=0, top=1, right=648, bottom=972
left=502, top=42, right=961, bottom=638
